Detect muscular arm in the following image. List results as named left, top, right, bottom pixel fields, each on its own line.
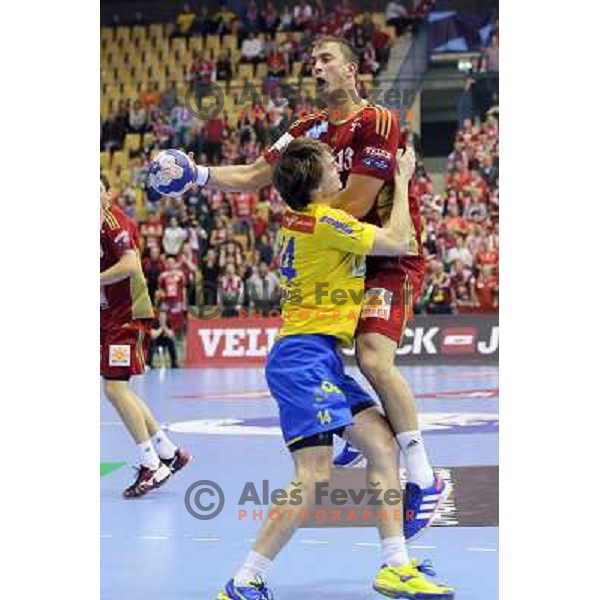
left=369, top=148, right=415, bottom=256
left=329, top=174, right=384, bottom=219
left=205, top=156, right=273, bottom=192
left=100, top=251, right=140, bottom=286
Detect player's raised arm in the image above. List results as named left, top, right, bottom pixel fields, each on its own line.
left=369, top=147, right=415, bottom=257
left=194, top=155, right=273, bottom=193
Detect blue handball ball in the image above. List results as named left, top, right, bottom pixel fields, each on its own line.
left=146, top=149, right=196, bottom=198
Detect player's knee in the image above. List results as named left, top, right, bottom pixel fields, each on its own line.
left=103, top=379, right=125, bottom=404
left=365, top=434, right=398, bottom=469
left=358, top=349, right=393, bottom=384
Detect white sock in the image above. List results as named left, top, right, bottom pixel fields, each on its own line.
left=138, top=440, right=160, bottom=470
left=382, top=536, right=410, bottom=567
left=152, top=429, right=177, bottom=460
left=397, top=431, right=435, bottom=488
left=234, top=551, right=273, bottom=587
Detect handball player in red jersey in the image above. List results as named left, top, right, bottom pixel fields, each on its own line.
left=100, top=175, right=191, bottom=497
left=158, top=36, right=447, bottom=538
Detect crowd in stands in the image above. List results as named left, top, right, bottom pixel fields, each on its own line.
left=100, top=3, right=499, bottom=364
left=416, top=108, right=499, bottom=314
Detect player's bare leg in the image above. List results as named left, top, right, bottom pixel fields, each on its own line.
left=129, top=389, right=192, bottom=474
left=355, top=333, right=449, bottom=540
left=345, top=407, right=406, bottom=543
left=103, top=380, right=172, bottom=496
left=356, top=332, right=432, bottom=485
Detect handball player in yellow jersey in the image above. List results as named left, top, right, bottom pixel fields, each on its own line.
left=216, top=139, right=454, bottom=600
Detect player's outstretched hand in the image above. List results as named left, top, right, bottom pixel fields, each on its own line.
left=396, top=146, right=416, bottom=181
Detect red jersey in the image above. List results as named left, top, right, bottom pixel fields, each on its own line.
left=110, top=204, right=141, bottom=250
left=231, top=192, right=256, bottom=219
left=139, top=219, right=164, bottom=249
left=100, top=207, right=154, bottom=330
left=264, top=103, right=423, bottom=279
left=159, top=269, right=186, bottom=303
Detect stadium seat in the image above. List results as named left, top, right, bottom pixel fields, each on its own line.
left=189, top=37, right=204, bottom=53
left=115, top=26, right=131, bottom=42
left=149, top=24, right=165, bottom=39
left=100, top=152, right=110, bottom=171
left=101, top=27, right=114, bottom=43
left=237, top=63, right=254, bottom=80
left=383, top=25, right=397, bottom=40
left=124, top=133, right=141, bottom=155
left=132, top=25, right=147, bottom=41
left=222, top=35, right=236, bottom=52
left=171, top=38, right=187, bottom=55
left=205, top=35, right=220, bottom=52
left=111, top=151, right=127, bottom=170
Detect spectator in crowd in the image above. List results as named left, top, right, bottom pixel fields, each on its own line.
left=214, top=4, right=237, bottom=36
left=179, top=241, right=198, bottom=307
left=210, top=216, right=228, bottom=247
left=203, top=115, right=227, bottom=164
left=264, top=2, right=280, bottom=38
left=219, top=263, right=244, bottom=317
left=216, top=50, right=233, bottom=93
left=141, top=82, right=161, bottom=110
left=445, top=234, right=473, bottom=269
left=457, top=78, right=476, bottom=127
left=255, top=233, right=274, bottom=265
left=293, top=0, right=313, bottom=29
left=160, top=81, right=180, bottom=114
left=174, top=4, right=196, bottom=37
left=450, top=260, right=478, bottom=311
left=128, top=100, right=147, bottom=133
left=163, top=217, right=187, bottom=257
left=157, top=256, right=187, bottom=335
left=246, top=261, right=280, bottom=316
left=139, top=210, right=164, bottom=250
left=142, top=246, right=165, bottom=305
left=147, top=311, right=179, bottom=368
left=386, top=1, right=410, bottom=35
left=240, top=31, right=265, bottom=76
left=279, top=5, right=294, bottom=31
left=218, top=240, right=244, bottom=271
left=193, top=6, right=216, bottom=37
left=201, top=248, right=220, bottom=306
left=422, top=260, right=453, bottom=314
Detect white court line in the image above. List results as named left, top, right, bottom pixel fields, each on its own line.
left=410, top=545, right=437, bottom=549
left=300, top=540, right=329, bottom=545
left=101, top=421, right=123, bottom=426
left=466, top=547, right=497, bottom=552
left=193, top=537, right=221, bottom=542
left=354, top=542, right=379, bottom=548
left=244, top=538, right=256, bottom=543
left=138, top=535, right=170, bottom=540
left=100, top=534, right=113, bottom=538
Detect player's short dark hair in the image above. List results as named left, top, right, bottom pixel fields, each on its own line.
left=312, top=36, right=359, bottom=67
left=100, top=172, right=110, bottom=192
left=272, top=138, right=329, bottom=211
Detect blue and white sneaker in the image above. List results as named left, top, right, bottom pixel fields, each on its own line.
left=403, top=472, right=451, bottom=540
left=333, top=440, right=364, bottom=467
left=216, top=577, right=274, bottom=599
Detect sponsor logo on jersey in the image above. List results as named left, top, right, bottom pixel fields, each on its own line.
left=305, top=120, right=329, bottom=139
left=108, top=344, right=131, bottom=367
left=365, top=147, right=393, bottom=160
left=282, top=212, right=316, bottom=233
left=361, top=287, right=392, bottom=321
left=319, top=215, right=355, bottom=235
left=360, top=155, right=391, bottom=172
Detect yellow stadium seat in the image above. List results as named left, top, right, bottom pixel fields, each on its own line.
left=237, top=63, right=254, bottom=80
left=124, top=133, right=141, bottom=155
left=149, top=24, right=165, bottom=39
left=205, top=35, right=220, bottom=52
left=372, top=12, right=386, bottom=27
left=100, top=152, right=110, bottom=171
left=101, top=27, right=114, bottom=43
left=291, top=61, right=303, bottom=77
left=256, top=63, right=267, bottom=79
left=111, top=151, right=127, bottom=170
left=222, top=35, right=236, bottom=51
left=171, top=38, right=187, bottom=54
left=275, top=32, right=288, bottom=45
left=132, top=25, right=147, bottom=41
left=115, top=26, right=131, bottom=42
left=189, top=37, right=204, bottom=53
left=142, top=133, right=156, bottom=148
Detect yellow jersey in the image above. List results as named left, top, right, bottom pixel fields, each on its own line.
left=275, top=204, right=377, bottom=348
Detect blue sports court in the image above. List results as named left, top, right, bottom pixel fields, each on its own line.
left=101, top=364, right=498, bottom=599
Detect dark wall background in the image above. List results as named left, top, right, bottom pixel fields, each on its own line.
left=100, top=0, right=498, bottom=26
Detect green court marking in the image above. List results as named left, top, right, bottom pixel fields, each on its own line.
left=100, top=461, right=126, bottom=477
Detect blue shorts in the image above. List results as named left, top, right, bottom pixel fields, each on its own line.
left=265, top=335, right=375, bottom=448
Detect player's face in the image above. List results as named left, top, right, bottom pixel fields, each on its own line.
left=318, top=152, right=343, bottom=200
left=311, top=42, right=355, bottom=95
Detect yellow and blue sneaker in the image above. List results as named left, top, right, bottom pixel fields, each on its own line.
left=404, top=473, right=450, bottom=540
left=373, top=559, right=454, bottom=599
left=216, top=577, right=274, bottom=599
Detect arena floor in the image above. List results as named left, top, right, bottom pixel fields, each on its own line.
left=101, top=365, right=499, bottom=599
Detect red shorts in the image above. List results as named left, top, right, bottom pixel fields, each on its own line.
left=356, top=269, right=424, bottom=344
left=100, top=321, right=150, bottom=380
